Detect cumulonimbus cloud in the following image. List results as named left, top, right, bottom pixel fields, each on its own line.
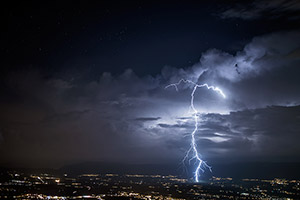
left=0, top=30, right=299, bottom=167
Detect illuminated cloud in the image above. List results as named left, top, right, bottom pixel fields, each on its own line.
left=0, top=31, right=299, bottom=167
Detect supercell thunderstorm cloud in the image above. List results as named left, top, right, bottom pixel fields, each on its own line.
left=2, top=1, right=300, bottom=182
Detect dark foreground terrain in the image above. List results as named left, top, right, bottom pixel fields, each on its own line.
left=0, top=168, right=300, bottom=199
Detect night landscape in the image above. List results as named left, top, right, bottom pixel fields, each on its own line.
left=2, top=0, right=300, bottom=199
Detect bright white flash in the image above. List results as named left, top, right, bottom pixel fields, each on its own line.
left=165, top=79, right=226, bottom=182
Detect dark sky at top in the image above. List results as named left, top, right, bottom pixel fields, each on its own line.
left=4, top=0, right=299, bottom=76
left=2, top=0, right=300, bottom=175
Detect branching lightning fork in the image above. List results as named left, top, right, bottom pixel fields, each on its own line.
left=165, top=79, right=226, bottom=182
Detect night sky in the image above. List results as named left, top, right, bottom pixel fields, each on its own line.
left=2, top=0, right=300, bottom=173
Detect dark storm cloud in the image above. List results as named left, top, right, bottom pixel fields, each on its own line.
left=158, top=123, right=193, bottom=129
left=156, top=105, right=300, bottom=161
left=204, top=105, right=300, bottom=160
left=134, top=117, right=161, bottom=121
left=0, top=30, right=300, bottom=167
left=220, top=0, right=300, bottom=20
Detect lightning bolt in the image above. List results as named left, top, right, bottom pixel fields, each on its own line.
left=165, top=79, right=226, bottom=182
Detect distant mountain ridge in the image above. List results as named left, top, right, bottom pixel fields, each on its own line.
left=60, top=162, right=179, bottom=176
left=1, top=162, right=300, bottom=180
left=59, top=161, right=300, bottom=179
